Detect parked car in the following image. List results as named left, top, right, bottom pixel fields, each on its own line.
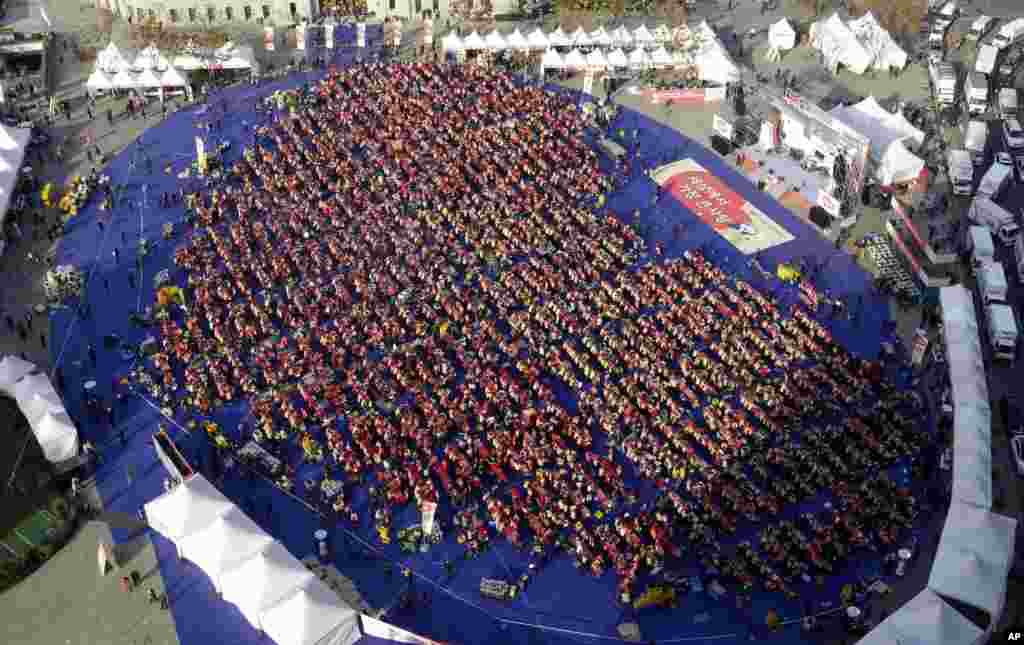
left=1003, top=119, right=1024, bottom=150
left=1013, top=435, right=1024, bottom=477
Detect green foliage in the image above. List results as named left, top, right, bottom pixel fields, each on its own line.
left=49, top=496, right=70, bottom=522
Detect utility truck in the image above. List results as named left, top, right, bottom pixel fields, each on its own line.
left=969, top=196, right=1020, bottom=244
left=929, top=61, right=957, bottom=107
left=964, top=72, right=989, bottom=115
left=1000, top=88, right=1019, bottom=119
left=986, top=303, right=1018, bottom=361
left=964, top=120, right=988, bottom=165
left=977, top=162, right=1013, bottom=201
left=947, top=149, right=974, bottom=196
left=967, top=225, right=995, bottom=268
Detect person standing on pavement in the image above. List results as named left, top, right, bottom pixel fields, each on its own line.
left=106, top=108, right=113, bottom=126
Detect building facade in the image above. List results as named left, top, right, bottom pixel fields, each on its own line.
left=98, top=0, right=319, bottom=26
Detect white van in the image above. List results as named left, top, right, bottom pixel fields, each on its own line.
left=1015, top=235, right=1024, bottom=281
left=969, top=197, right=1021, bottom=244
left=969, top=225, right=996, bottom=268
left=987, top=303, right=1018, bottom=360
left=978, top=261, right=1009, bottom=304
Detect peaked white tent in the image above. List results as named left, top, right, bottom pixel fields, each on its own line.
left=607, top=48, right=629, bottom=67
left=0, top=123, right=29, bottom=229
left=221, top=542, right=316, bottom=628
left=939, top=286, right=993, bottom=510
left=570, top=27, right=591, bottom=47
left=547, top=27, right=571, bottom=47
left=876, top=139, right=925, bottom=185
left=144, top=474, right=234, bottom=546
left=134, top=68, right=163, bottom=87
left=653, top=24, right=671, bottom=42
left=22, top=389, right=63, bottom=425
left=586, top=49, right=607, bottom=69
left=134, top=44, right=171, bottom=70
left=526, top=28, right=549, bottom=49
left=628, top=48, right=650, bottom=68
left=541, top=49, right=564, bottom=69
left=161, top=66, right=189, bottom=88
left=97, top=42, right=135, bottom=74
left=858, top=589, right=983, bottom=645
left=86, top=68, right=115, bottom=90
left=111, top=68, right=139, bottom=88
left=650, top=46, right=673, bottom=67
left=32, top=411, right=79, bottom=463
left=694, top=21, right=740, bottom=85
left=929, top=503, right=1017, bottom=626
left=0, top=355, right=36, bottom=394
left=441, top=33, right=464, bottom=51
left=563, top=49, right=587, bottom=68
left=484, top=30, right=506, bottom=49
left=848, top=11, right=907, bottom=71
left=259, top=578, right=361, bottom=645
left=769, top=18, right=796, bottom=50
left=811, top=13, right=872, bottom=74
left=633, top=25, right=655, bottom=47
left=178, top=507, right=274, bottom=591
left=589, top=27, right=612, bottom=47
left=212, top=43, right=257, bottom=70
left=830, top=96, right=925, bottom=184
left=611, top=26, right=632, bottom=47
left=462, top=31, right=486, bottom=49
left=505, top=29, right=529, bottom=49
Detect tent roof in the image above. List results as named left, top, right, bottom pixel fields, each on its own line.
left=221, top=542, right=316, bottom=627
left=830, top=97, right=924, bottom=163
left=879, top=139, right=925, bottom=185
left=442, top=32, right=463, bottom=51
left=484, top=30, right=506, bottom=49
left=134, top=68, right=163, bottom=86
left=526, top=28, right=548, bottom=48
left=571, top=26, right=591, bottom=46
left=143, top=474, right=234, bottom=541
left=0, top=354, right=35, bottom=394
left=86, top=68, right=115, bottom=89
left=629, top=48, right=649, bottom=66
left=589, top=27, right=612, bottom=46
left=633, top=24, right=655, bottom=43
left=541, top=49, right=563, bottom=68
left=135, top=43, right=171, bottom=70
left=611, top=26, right=632, bottom=45
left=650, top=46, right=673, bottom=65
left=178, top=507, right=274, bottom=588
left=462, top=31, right=485, bottom=49
left=506, top=29, right=528, bottom=49
left=586, top=49, right=607, bottom=68
left=547, top=27, right=571, bottom=47
left=563, top=49, right=586, bottom=68
left=859, top=589, right=984, bottom=645
left=607, top=48, right=629, bottom=67
left=111, top=69, right=139, bottom=87
left=260, top=578, right=360, bottom=645
left=653, top=24, right=671, bottom=41
left=97, top=41, right=135, bottom=73
left=771, top=18, right=795, bottom=35
left=161, top=66, right=189, bottom=87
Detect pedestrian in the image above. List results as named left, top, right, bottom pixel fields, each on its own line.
left=5, top=315, right=13, bottom=332
left=121, top=231, right=126, bottom=244
left=97, top=219, right=104, bottom=233
left=112, top=247, right=120, bottom=264
left=104, top=277, right=109, bottom=291
left=88, top=343, right=97, bottom=366
left=128, top=272, right=135, bottom=289
left=40, top=332, right=46, bottom=348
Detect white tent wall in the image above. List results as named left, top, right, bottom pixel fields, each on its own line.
left=0, top=355, right=36, bottom=395
left=769, top=19, right=796, bottom=50
left=361, top=615, right=444, bottom=644
left=0, top=124, right=30, bottom=229
left=857, top=589, right=984, bottom=645
left=177, top=507, right=275, bottom=591
left=259, top=579, right=361, bottom=645
left=221, top=542, right=316, bottom=628
left=143, top=473, right=234, bottom=547
left=0, top=362, right=80, bottom=465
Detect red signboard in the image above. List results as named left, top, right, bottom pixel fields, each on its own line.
left=646, top=89, right=706, bottom=103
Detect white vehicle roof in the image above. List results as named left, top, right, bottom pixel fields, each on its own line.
left=971, top=16, right=992, bottom=32
left=988, top=303, right=1018, bottom=337
left=980, top=261, right=1008, bottom=290
left=970, top=226, right=995, bottom=256
left=939, top=2, right=956, bottom=17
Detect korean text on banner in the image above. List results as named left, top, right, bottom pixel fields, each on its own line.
left=712, top=114, right=734, bottom=140
left=357, top=23, right=367, bottom=48
left=264, top=26, right=275, bottom=51
left=325, top=23, right=335, bottom=49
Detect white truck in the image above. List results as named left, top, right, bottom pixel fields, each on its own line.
left=929, top=61, right=957, bottom=106
left=964, top=72, right=989, bottom=115
left=992, top=17, right=1024, bottom=51
left=1016, top=235, right=1024, bottom=280
left=969, top=196, right=1020, bottom=244
left=977, top=162, right=1013, bottom=201
left=987, top=303, right=1018, bottom=360
left=978, top=261, right=1009, bottom=304
left=999, top=88, right=1019, bottom=119
left=968, top=225, right=995, bottom=268
left=968, top=15, right=994, bottom=41
left=975, top=43, right=999, bottom=76
left=948, top=149, right=974, bottom=195
left=964, top=120, right=988, bottom=165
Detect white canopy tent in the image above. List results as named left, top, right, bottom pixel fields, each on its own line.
left=220, top=542, right=316, bottom=628
left=213, top=43, right=257, bottom=71
left=134, top=68, right=163, bottom=88
left=161, top=66, right=190, bottom=88
left=526, top=28, right=549, bottom=49
left=586, top=49, right=607, bottom=69
left=462, top=31, right=486, bottom=50
left=0, top=354, right=35, bottom=395
left=769, top=18, right=796, bottom=50
left=563, top=49, right=587, bottom=69
left=929, top=502, right=1017, bottom=629
left=31, top=411, right=79, bottom=464
left=178, top=507, right=275, bottom=591
left=939, top=286, right=993, bottom=510
left=650, top=46, right=674, bottom=67
left=876, top=139, right=925, bottom=185
left=858, top=589, right=983, bottom=645
left=547, top=27, right=571, bottom=47
left=259, top=578, right=362, bottom=645
left=694, top=21, right=740, bottom=85
left=143, top=474, right=234, bottom=546
left=484, top=30, right=506, bottom=50
left=653, top=24, right=672, bottom=42
left=541, top=49, right=564, bottom=69
left=848, top=11, right=908, bottom=71
left=570, top=27, right=591, bottom=48
left=134, top=44, right=171, bottom=70
left=505, top=29, right=529, bottom=50
left=811, top=13, right=872, bottom=74
left=96, top=42, right=136, bottom=74
left=606, top=48, right=629, bottom=67
left=0, top=123, right=29, bottom=231
left=589, top=27, right=612, bottom=47
left=441, top=33, right=463, bottom=51
left=633, top=25, right=655, bottom=48
left=830, top=96, right=925, bottom=184
left=86, top=69, right=115, bottom=91
left=111, top=69, right=139, bottom=89
left=628, top=48, right=650, bottom=69
left=611, top=26, right=632, bottom=47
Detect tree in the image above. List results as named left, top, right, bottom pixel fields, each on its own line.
left=652, top=0, right=686, bottom=26
left=97, top=7, right=115, bottom=37
left=850, top=0, right=927, bottom=38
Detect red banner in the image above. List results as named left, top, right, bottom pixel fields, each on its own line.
left=646, top=89, right=706, bottom=103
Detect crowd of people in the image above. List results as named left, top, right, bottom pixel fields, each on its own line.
left=138, top=63, right=929, bottom=604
